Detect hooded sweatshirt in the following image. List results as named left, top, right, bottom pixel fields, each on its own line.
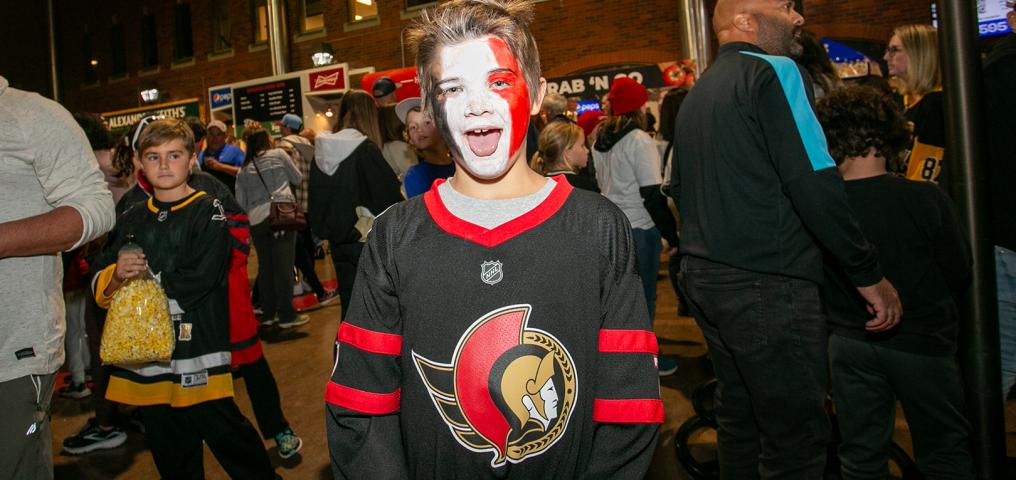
left=235, top=148, right=302, bottom=226
left=984, top=32, right=1016, bottom=251
left=311, top=129, right=404, bottom=245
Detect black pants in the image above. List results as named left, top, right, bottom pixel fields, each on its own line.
left=251, top=223, right=297, bottom=323
left=294, top=229, right=325, bottom=298
left=141, top=399, right=275, bottom=480
left=829, top=334, right=974, bottom=479
left=238, top=356, right=288, bottom=439
left=330, top=242, right=362, bottom=320
left=678, top=256, right=829, bottom=479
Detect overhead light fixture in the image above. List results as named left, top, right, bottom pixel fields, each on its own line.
left=311, top=42, right=334, bottom=67
left=89, top=59, right=99, bottom=66
left=356, top=0, right=373, bottom=5
left=324, top=106, right=334, bottom=118
left=354, top=14, right=363, bottom=21
left=140, top=88, right=160, bottom=102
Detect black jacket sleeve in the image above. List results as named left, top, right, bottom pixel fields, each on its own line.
left=326, top=209, right=407, bottom=479
left=754, top=61, right=883, bottom=287
left=640, top=185, right=679, bottom=247
left=159, top=199, right=231, bottom=312
left=582, top=200, right=661, bottom=478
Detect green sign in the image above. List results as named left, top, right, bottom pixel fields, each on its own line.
left=103, top=99, right=201, bottom=136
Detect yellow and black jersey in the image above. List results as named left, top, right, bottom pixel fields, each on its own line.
left=901, top=90, right=946, bottom=183
left=92, top=190, right=234, bottom=407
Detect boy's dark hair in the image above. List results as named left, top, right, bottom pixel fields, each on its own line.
left=184, top=116, right=207, bottom=144
left=378, top=104, right=405, bottom=144
left=816, top=85, right=910, bottom=169
left=657, top=88, right=689, bottom=143
left=137, top=119, right=196, bottom=157
left=244, top=129, right=272, bottom=165
left=72, top=112, right=115, bottom=150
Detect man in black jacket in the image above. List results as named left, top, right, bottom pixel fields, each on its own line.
left=672, top=0, right=902, bottom=476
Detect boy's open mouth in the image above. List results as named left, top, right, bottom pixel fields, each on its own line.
left=464, top=128, right=502, bottom=157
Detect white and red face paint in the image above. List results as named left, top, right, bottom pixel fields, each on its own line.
left=434, top=36, right=531, bottom=179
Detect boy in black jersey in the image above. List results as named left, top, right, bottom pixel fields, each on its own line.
left=92, top=119, right=277, bottom=479
left=325, top=1, right=662, bottom=479
left=816, top=86, right=974, bottom=477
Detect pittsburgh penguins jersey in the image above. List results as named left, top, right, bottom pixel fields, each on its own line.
left=92, top=190, right=234, bottom=407
left=901, top=90, right=945, bottom=183
left=325, top=176, right=663, bottom=479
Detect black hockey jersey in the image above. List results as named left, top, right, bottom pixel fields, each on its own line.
left=93, top=190, right=234, bottom=407
left=325, top=176, right=662, bottom=479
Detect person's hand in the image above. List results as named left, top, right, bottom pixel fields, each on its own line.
left=856, top=278, right=902, bottom=332
left=666, top=247, right=679, bottom=257
left=204, top=158, right=223, bottom=171
left=115, top=251, right=147, bottom=282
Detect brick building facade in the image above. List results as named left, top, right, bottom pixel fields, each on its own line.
left=2, top=0, right=934, bottom=117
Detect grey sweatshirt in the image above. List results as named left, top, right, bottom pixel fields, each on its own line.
left=235, top=148, right=302, bottom=226
left=0, top=76, right=116, bottom=382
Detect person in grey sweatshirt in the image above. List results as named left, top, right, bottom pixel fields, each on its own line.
left=235, top=128, right=307, bottom=329
left=0, top=76, right=116, bottom=480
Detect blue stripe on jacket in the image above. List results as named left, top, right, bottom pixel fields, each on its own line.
left=741, top=51, right=836, bottom=172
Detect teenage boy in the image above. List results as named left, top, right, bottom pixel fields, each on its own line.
left=325, top=1, right=662, bottom=478
left=92, top=119, right=277, bottom=479
left=816, top=86, right=974, bottom=478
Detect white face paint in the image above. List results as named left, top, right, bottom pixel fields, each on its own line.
left=539, top=378, right=559, bottom=420
left=436, top=37, right=529, bottom=179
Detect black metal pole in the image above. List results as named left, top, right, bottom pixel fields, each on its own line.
left=938, top=1, right=1006, bottom=477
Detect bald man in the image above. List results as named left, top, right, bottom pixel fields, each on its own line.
left=671, top=0, right=902, bottom=477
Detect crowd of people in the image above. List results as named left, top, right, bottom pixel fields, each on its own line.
left=1, top=0, right=1014, bottom=478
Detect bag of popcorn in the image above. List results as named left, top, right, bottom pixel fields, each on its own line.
left=100, top=236, right=175, bottom=365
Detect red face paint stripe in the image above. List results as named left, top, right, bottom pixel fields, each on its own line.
left=487, top=37, right=530, bottom=160
left=598, top=329, right=659, bottom=355
left=325, top=381, right=400, bottom=415
left=592, top=399, right=665, bottom=424
left=423, top=175, right=574, bottom=248
left=337, top=322, right=402, bottom=356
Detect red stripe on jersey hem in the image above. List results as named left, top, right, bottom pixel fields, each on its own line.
left=325, top=381, right=400, bottom=415
left=422, top=175, right=574, bottom=248
left=337, top=322, right=402, bottom=356
left=593, top=399, right=665, bottom=423
left=598, top=329, right=659, bottom=354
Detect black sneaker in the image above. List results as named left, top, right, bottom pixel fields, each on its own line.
left=59, top=382, right=92, bottom=399
left=316, top=290, right=340, bottom=306
left=62, top=422, right=127, bottom=455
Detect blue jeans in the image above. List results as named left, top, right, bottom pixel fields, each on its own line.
left=678, top=256, right=829, bottom=479
left=997, top=246, right=1016, bottom=398
left=632, top=227, right=662, bottom=322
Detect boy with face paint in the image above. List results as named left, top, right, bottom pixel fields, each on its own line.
left=324, top=1, right=662, bottom=479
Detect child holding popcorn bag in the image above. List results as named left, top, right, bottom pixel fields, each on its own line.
left=91, top=119, right=277, bottom=479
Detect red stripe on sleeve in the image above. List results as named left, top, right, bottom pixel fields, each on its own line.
left=593, top=398, right=665, bottom=424
left=598, top=329, right=659, bottom=354
left=337, top=322, right=402, bottom=356
left=325, top=381, right=400, bottom=415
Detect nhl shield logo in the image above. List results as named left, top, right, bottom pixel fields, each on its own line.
left=481, top=260, right=503, bottom=285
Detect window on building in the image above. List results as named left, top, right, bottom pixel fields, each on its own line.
left=252, top=0, right=268, bottom=44
left=348, top=0, right=378, bottom=22
left=111, top=21, right=127, bottom=76
left=83, top=28, right=98, bottom=84
left=211, top=1, right=232, bottom=51
left=302, top=0, right=324, bottom=32
left=141, top=13, right=159, bottom=68
left=405, top=0, right=436, bottom=9
left=174, top=2, right=194, bottom=60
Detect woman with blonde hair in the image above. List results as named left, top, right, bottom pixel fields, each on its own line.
left=311, top=90, right=403, bottom=318
left=530, top=121, right=598, bottom=192
left=884, top=24, right=946, bottom=184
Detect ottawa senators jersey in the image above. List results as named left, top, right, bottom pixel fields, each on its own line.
left=93, top=190, right=234, bottom=407
left=325, top=176, right=663, bottom=479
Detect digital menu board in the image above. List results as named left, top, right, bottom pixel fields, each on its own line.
left=235, top=77, right=303, bottom=126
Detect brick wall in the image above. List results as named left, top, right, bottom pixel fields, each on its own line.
left=14, top=0, right=934, bottom=116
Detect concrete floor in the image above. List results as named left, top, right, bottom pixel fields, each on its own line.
left=50, top=254, right=1016, bottom=479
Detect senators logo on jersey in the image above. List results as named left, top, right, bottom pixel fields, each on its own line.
left=412, top=304, right=576, bottom=468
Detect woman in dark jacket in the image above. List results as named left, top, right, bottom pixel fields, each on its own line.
left=310, top=90, right=403, bottom=318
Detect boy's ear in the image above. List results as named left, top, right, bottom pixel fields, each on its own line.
left=529, top=77, right=548, bottom=116
left=189, top=152, right=198, bottom=169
